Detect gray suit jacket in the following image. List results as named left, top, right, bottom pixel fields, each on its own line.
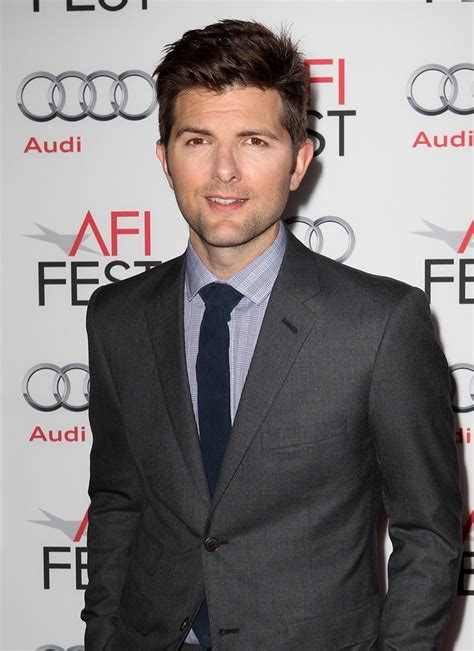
left=82, top=227, right=462, bottom=650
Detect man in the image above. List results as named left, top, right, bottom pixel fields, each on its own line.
left=81, top=19, right=462, bottom=650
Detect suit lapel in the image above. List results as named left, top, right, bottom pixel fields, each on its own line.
left=211, top=231, right=321, bottom=512
left=144, top=256, right=211, bottom=508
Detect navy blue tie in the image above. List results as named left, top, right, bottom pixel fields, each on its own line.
left=192, top=282, right=243, bottom=649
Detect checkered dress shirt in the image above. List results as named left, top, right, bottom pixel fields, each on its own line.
left=183, top=221, right=287, bottom=429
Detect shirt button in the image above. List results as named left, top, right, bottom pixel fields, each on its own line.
left=205, top=536, right=220, bottom=552
left=180, top=617, right=189, bottom=631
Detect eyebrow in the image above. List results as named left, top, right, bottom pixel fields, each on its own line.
left=175, top=126, right=280, bottom=141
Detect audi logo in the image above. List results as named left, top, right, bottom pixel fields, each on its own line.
left=406, top=63, right=474, bottom=116
left=23, top=363, right=89, bottom=412
left=17, top=70, right=157, bottom=122
left=450, top=363, right=474, bottom=413
left=285, top=216, right=355, bottom=262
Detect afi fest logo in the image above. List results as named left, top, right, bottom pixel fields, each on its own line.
left=24, top=209, right=160, bottom=306
left=29, top=508, right=89, bottom=590
left=411, top=219, right=474, bottom=303
left=304, top=58, right=357, bottom=157
left=406, top=63, right=474, bottom=150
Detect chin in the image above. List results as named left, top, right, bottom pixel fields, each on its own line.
left=204, top=234, right=250, bottom=249
left=200, top=223, right=257, bottom=248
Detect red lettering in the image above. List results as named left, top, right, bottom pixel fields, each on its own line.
left=73, top=509, right=89, bottom=542
left=458, top=220, right=474, bottom=254
left=111, top=211, right=140, bottom=256
left=412, top=131, right=431, bottom=148
left=29, top=426, right=47, bottom=442
left=338, top=58, right=345, bottom=105
left=24, top=136, right=42, bottom=153
left=69, top=210, right=110, bottom=256
left=144, top=210, right=151, bottom=256
left=463, top=511, right=474, bottom=542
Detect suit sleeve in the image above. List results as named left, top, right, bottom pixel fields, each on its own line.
left=81, top=287, right=143, bottom=650
left=368, top=286, right=462, bottom=649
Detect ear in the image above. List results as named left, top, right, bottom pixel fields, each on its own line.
left=156, top=140, right=174, bottom=190
left=289, top=138, right=314, bottom=191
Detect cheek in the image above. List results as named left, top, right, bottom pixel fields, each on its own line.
left=171, top=168, right=203, bottom=199
left=168, top=151, right=208, bottom=183
left=244, top=151, right=292, bottom=184
left=249, top=168, right=291, bottom=199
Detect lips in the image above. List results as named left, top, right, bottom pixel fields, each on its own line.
left=205, top=196, right=249, bottom=212
left=207, top=196, right=247, bottom=205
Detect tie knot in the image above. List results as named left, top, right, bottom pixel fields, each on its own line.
left=199, top=282, right=243, bottom=315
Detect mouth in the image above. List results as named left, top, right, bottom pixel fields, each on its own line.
left=205, top=196, right=249, bottom=213
left=206, top=196, right=248, bottom=206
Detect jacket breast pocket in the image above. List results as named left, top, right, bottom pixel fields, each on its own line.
left=261, top=418, right=347, bottom=450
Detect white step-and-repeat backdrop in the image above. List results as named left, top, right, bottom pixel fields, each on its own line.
left=1, top=1, right=473, bottom=649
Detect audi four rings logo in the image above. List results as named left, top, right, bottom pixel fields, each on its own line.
left=23, top=363, right=89, bottom=412
left=17, top=70, right=157, bottom=121
left=406, top=64, right=474, bottom=115
left=450, top=363, right=474, bottom=413
left=285, top=216, right=356, bottom=262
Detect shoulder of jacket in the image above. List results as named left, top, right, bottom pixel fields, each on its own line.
left=88, top=252, right=185, bottom=318
left=313, top=250, right=421, bottom=306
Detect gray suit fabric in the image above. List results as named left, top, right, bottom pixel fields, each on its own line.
left=82, top=227, right=462, bottom=650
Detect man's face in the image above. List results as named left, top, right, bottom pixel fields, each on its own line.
left=156, top=86, right=313, bottom=252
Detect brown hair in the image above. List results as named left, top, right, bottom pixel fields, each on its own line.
left=153, top=19, right=309, bottom=150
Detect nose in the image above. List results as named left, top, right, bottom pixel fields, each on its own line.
left=211, top=144, right=240, bottom=184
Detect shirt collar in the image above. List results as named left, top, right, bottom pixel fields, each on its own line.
left=185, top=220, right=287, bottom=305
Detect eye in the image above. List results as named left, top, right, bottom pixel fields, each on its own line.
left=247, top=137, right=267, bottom=147
left=186, top=137, right=207, bottom=146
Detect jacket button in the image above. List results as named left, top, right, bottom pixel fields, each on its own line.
left=180, top=617, right=189, bottom=631
left=205, top=536, right=220, bottom=552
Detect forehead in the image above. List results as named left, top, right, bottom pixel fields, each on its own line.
left=170, top=86, right=285, bottom=135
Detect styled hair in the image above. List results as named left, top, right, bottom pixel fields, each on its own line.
left=153, top=19, right=309, bottom=150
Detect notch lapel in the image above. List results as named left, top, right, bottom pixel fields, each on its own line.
left=211, top=232, right=321, bottom=512
left=144, top=256, right=211, bottom=508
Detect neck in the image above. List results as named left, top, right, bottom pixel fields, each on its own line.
left=190, top=223, right=280, bottom=280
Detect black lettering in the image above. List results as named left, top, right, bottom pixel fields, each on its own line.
left=306, top=110, right=325, bottom=157
left=104, top=260, right=130, bottom=282
left=458, top=551, right=474, bottom=595
left=71, top=262, right=99, bottom=306
left=327, top=110, right=357, bottom=156
left=34, top=0, right=147, bottom=11
left=67, top=0, right=95, bottom=10
left=460, top=259, right=474, bottom=304
left=98, top=0, right=127, bottom=10
left=43, top=546, right=71, bottom=589
left=38, top=262, right=66, bottom=306
left=75, top=547, right=88, bottom=590
left=424, top=259, right=454, bottom=303
left=105, top=260, right=161, bottom=283
left=133, top=260, right=162, bottom=272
